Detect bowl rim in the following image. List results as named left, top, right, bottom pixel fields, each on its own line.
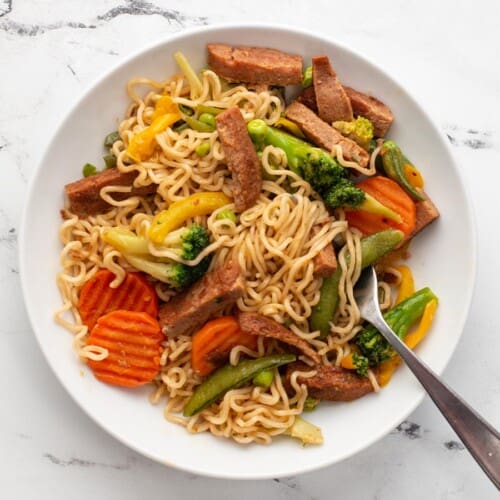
left=19, top=22, right=477, bottom=479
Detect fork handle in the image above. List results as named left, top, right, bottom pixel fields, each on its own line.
left=372, top=316, right=500, bottom=490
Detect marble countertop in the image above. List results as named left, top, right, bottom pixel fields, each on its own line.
left=1, top=1, right=499, bottom=498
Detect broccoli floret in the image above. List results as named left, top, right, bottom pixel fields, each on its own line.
left=103, top=225, right=211, bottom=290
left=162, top=223, right=210, bottom=261
left=333, top=116, right=374, bottom=150
left=247, top=119, right=365, bottom=209
left=355, top=287, right=438, bottom=368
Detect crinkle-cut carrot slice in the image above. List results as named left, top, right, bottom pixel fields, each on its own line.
left=78, top=270, right=158, bottom=331
left=86, top=310, right=164, bottom=387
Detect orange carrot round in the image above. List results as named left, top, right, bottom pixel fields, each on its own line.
left=86, top=310, right=164, bottom=387
left=78, top=270, right=158, bottom=331
left=345, top=176, right=416, bottom=238
left=191, top=316, right=259, bottom=376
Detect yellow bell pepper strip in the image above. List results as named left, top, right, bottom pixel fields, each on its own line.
left=404, top=163, right=424, bottom=189
left=126, top=112, right=181, bottom=162
left=151, top=95, right=180, bottom=121
left=378, top=299, right=438, bottom=386
left=149, top=192, right=231, bottom=244
left=395, top=264, right=415, bottom=305
left=275, top=117, right=306, bottom=139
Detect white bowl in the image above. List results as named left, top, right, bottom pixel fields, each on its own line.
left=19, top=24, right=476, bottom=479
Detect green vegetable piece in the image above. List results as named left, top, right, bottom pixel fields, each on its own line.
left=173, top=121, right=189, bottom=133
left=104, top=131, right=120, bottom=148
left=355, top=287, right=438, bottom=366
left=103, top=224, right=211, bottom=290
left=310, top=229, right=404, bottom=338
left=302, top=66, right=313, bottom=88
left=253, top=369, right=274, bottom=388
left=184, top=115, right=215, bottom=133
left=247, top=119, right=365, bottom=209
left=198, top=113, right=216, bottom=128
left=197, top=104, right=223, bottom=116
left=216, top=209, right=237, bottom=223
left=359, top=193, right=402, bottom=223
left=284, top=416, right=323, bottom=445
left=179, top=104, right=195, bottom=116
left=195, top=142, right=211, bottom=157
left=82, top=163, right=98, bottom=178
left=351, top=353, right=370, bottom=377
left=332, top=117, right=374, bottom=150
left=183, top=354, right=296, bottom=416
left=303, top=396, right=319, bottom=412
left=103, top=153, right=117, bottom=169
left=381, top=141, right=426, bottom=201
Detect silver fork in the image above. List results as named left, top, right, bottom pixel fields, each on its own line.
left=354, top=266, right=500, bottom=489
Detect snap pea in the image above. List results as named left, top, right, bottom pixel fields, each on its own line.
left=302, top=66, right=313, bottom=88
left=173, top=121, right=189, bottom=133
left=310, top=229, right=404, bottom=338
left=252, top=369, right=274, bottom=388
left=178, top=104, right=194, bottom=116
left=183, top=354, right=296, bottom=416
left=197, top=104, right=224, bottom=116
left=380, top=141, right=426, bottom=201
left=104, top=131, right=120, bottom=148
left=184, top=115, right=215, bottom=133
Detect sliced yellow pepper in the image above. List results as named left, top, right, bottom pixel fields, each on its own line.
left=378, top=299, right=438, bottom=386
left=126, top=96, right=181, bottom=162
left=341, top=353, right=356, bottom=370
left=395, top=264, right=415, bottom=305
left=275, top=117, right=306, bottom=139
left=149, top=192, right=231, bottom=244
left=404, top=163, right=424, bottom=189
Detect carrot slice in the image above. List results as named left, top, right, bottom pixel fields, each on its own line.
left=345, top=176, right=416, bottom=238
left=86, top=310, right=164, bottom=387
left=78, top=270, right=158, bottom=331
left=191, top=316, right=259, bottom=376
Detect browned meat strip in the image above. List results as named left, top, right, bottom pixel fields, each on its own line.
left=344, top=86, right=394, bottom=137
left=296, top=86, right=318, bottom=112
left=312, top=226, right=337, bottom=277
left=159, top=261, right=244, bottom=336
left=216, top=106, right=262, bottom=212
left=406, top=189, right=440, bottom=241
left=64, top=168, right=156, bottom=217
left=285, top=101, right=369, bottom=168
left=283, top=362, right=375, bottom=401
left=238, top=312, right=321, bottom=364
left=207, top=44, right=303, bottom=86
left=312, top=55, right=353, bottom=123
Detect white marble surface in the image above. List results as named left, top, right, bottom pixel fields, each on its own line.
left=1, top=1, right=499, bottom=498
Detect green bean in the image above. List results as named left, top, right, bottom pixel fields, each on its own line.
left=103, top=153, right=117, bottom=169
left=380, top=141, right=425, bottom=201
left=82, top=163, right=98, bottom=177
left=104, top=131, right=120, bottom=148
left=310, top=229, right=404, bottom=338
left=252, top=369, right=274, bottom=388
left=195, top=142, right=211, bottom=157
left=183, top=354, right=296, bottom=416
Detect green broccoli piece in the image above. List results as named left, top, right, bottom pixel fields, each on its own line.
left=103, top=224, right=211, bottom=290
left=247, top=119, right=365, bottom=209
left=355, top=287, right=438, bottom=368
left=332, top=116, right=374, bottom=150
left=351, top=353, right=370, bottom=377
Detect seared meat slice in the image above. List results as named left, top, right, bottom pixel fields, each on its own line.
left=311, top=226, right=337, bottom=277
left=406, top=189, right=440, bottom=241
left=207, top=44, right=303, bottom=86
left=344, top=86, right=394, bottom=137
left=284, top=362, right=375, bottom=401
left=216, top=107, right=262, bottom=211
left=296, top=85, right=318, bottom=112
left=312, top=55, right=353, bottom=123
left=159, top=261, right=244, bottom=336
left=238, top=312, right=321, bottom=364
left=64, top=168, right=156, bottom=217
left=285, top=101, right=369, bottom=167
